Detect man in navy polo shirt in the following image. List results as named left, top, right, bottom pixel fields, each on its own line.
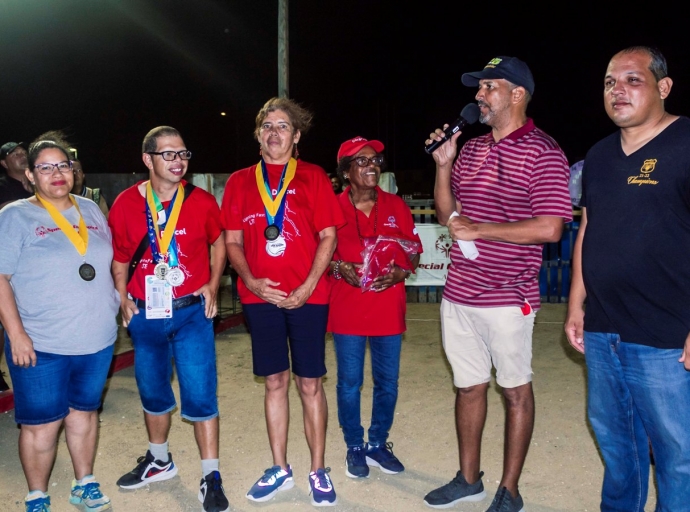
left=424, top=57, right=572, bottom=511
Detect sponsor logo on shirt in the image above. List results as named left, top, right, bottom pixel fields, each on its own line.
left=35, top=225, right=100, bottom=237
left=383, top=215, right=399, bottom=229
left=271, top=188, right=296, bottom=195
left=160, top=228, right=187, bottom=236
left=628, top=158, right=659, bottom=186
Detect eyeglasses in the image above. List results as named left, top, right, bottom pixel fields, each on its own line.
left=260, top=122, right=292, bottom=133
left=34, top=161, right=73, bottom=175
left=351, top=155, right=384, bottom=167
left=147, top=150, right=192, bottom=161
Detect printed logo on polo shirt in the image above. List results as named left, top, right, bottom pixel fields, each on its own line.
left=271, top=188, right=296, bottom=195
left=383, top=215, right=398, bottom=229
left=628, top=158, right=659, bottom=186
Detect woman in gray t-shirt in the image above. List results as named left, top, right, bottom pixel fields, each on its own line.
left=0, top=132, right=119, bottom=512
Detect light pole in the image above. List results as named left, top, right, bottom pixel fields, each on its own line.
left=278, top=0, right=289, bottom=98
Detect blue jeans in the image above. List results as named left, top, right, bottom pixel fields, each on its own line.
left=584, top=331, right=690, bottom=512
left=127, top=301, right=218, bottom=421
left=333, top=334, right=401, bottom=448
left=5, top=339, right=114, bottom=425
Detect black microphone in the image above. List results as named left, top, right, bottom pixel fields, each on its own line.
left=424, top=103, right=480, bottom=154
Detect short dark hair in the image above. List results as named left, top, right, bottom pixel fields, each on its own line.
left=28, top=130, right=72, bottom=169
left=254, top=97, right=313, bottom=141
left=142, top=126, right=182, bottom=154
left=619, top=46, right=668, bottom=81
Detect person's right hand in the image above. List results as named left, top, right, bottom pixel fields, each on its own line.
left=339, top=261, right=362, bottom=288
left=10, top=332, right=37, bottom=368
left=564, top=307, right=585, bottom=354
left=426, top=125, right=463, bottom=168
left=247, top=277, right=288, bottom=304
left=120, top=298, right=139, bottom=327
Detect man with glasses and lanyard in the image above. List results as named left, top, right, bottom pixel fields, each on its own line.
left=109, top=126, right=229, bottom=512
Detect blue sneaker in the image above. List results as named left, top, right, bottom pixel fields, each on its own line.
left=246, top=465, right=294, bottom=502
left=25, top=494, right=50, bottom=512
left=345, top=446, right=369, bottom=478
left=366, top=442, right=405, bottom=474
left=69, top=476, right=111, bottom=511
left=309, top=467, right=337, bottom=507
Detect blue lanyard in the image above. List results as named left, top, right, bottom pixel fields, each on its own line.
left=145, top=189, right=180, bottom=266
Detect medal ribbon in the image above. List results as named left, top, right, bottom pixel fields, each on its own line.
left=255, top=158, right=297, bottom=230
left=145, top=182, right=184, bottom=263
left=36, top=193, right=88, bottom=256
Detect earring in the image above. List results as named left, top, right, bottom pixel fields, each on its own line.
left=343, top=174, right=349, bottom=180
left=293, top=143, right=299, bottom=160
left=259, top=146, right=263, bottom=157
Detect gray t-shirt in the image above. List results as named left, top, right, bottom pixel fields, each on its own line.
left=0, top=196, right=119, bottom=355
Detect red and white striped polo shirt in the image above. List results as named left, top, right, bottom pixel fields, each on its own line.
left=444, top=119, right=572, bottom=310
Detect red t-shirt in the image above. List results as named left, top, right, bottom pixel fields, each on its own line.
left=328, top=186, right=422, bottom=336
left=221, top=159, right=345, bottom=305
left=109, top=180, right=223, bottom=300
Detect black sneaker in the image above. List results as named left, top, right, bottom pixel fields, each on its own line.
left=345, top=446, right=369, bottom=478
left=116, top=450, right=178, bottom=489
left=365, top=442, right=404, bottom=474
left=424, top=470, right=486, bottom=509
left=199, top=471, right=230, bottom=512
left=485, top=486, right=524, bottom=512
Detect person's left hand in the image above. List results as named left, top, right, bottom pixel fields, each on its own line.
left=679, top=331, right=690, bottom=371
left=448, top=214, right=479, bottom=241
left=277, top=282, right=315, bottom=309
left=371, top=259, right=408, bottom=292
left=194, top=283, right=218, bottom=318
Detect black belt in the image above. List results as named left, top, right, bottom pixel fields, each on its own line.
left=133, top=295, right=201, bottom=310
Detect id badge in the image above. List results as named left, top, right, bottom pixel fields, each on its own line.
left=144, top=275, right=173, bottom=319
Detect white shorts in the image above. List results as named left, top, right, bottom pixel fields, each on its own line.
left=440, top=299, right=535, bottom=389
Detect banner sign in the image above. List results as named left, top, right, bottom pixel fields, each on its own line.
left=407, top=223, right=451, bottom=286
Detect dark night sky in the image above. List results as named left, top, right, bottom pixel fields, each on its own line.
left=2, top=1, right=690, bottom=196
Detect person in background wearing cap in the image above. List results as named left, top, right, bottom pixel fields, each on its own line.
left=222, top=97, right=344, bottom=507
left=0, top=141, right=32, bottom=393
left=0, top=141, right=32, bottom=210
left=69, top=148, right=109, bottom=218
left=565, top=46, right=690, bottom=512
left=328, top=136, right=421, bottom=479
left=423, top=56, right=572, bottom=511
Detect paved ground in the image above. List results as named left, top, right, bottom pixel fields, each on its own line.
left=0, top=303, right=658, bottom=511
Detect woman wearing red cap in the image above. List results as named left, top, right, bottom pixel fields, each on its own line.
left=329, top=136, right=421, bottom=479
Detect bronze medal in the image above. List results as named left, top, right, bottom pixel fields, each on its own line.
left=264, top=224, right=280, bottom=241
left=79, top=263, right=96, bottom=281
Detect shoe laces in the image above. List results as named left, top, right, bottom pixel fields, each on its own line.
left=80, top=482, right=105, bottom=500
left=310, top=467, right=333, bottom=493
left=371, top=442, right=397, bottom=461
left=205, top=472, right=224, bottom=496
left=491, top=487, right=514, bottom=511
left=260, top=465, right=287, bottom=484
left=347, top=446, right=366, bottom=466
left=26, top=496, right=50, bottom=512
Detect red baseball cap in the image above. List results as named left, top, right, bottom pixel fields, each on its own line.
left=337, top=136, right=384, bottom=161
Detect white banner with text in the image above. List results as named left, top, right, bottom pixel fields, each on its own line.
left=407, top=223, right=452, bottom=286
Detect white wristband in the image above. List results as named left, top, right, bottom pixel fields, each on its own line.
left=449, top=211, right=479, bottom=260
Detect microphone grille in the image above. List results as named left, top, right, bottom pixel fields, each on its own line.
left=460, top=103, right=480, bottom=124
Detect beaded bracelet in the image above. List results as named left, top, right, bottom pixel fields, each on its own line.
left=332, top=260, right=343, bottom=280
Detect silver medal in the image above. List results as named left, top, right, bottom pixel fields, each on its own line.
left=154, top=262, right=169, bottom=280
left=166, top=267, right=185, bottom=287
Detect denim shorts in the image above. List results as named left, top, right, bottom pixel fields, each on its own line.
left=126, top=300, right=218, bottom=421
left=243, top=303, right=328, bottom=378
left=5, top=338, right=114, bottom=425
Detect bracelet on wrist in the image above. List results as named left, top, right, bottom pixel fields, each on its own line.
left=332, top=260, right=343, bottom=280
